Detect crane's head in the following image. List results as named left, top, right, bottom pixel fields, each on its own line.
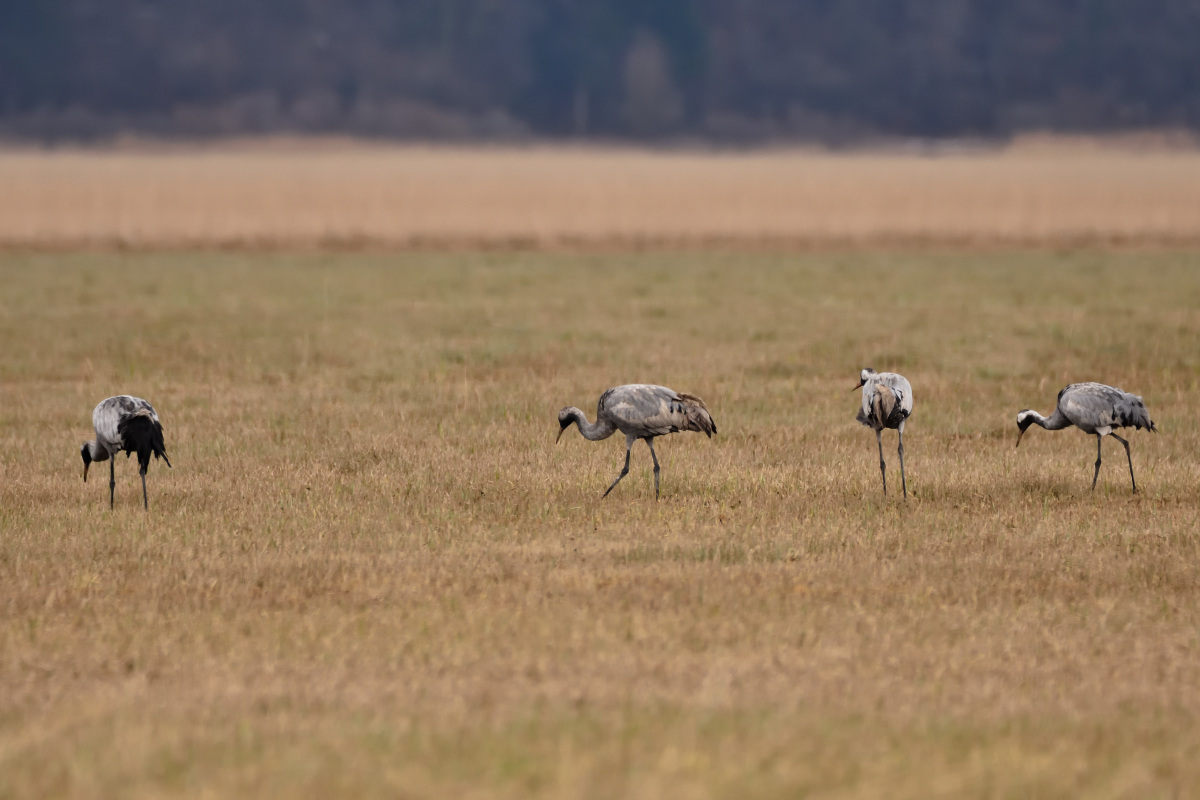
left=80, top=443, right=92, bottom=482
left=556, top=408, right=576, bottom=444
left=1014, top=410, right=1038, bottom=448
left=852, top=367, right=877, bottom=391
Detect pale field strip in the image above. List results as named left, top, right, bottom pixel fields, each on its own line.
left=3, top=141, right=1200, bottom=249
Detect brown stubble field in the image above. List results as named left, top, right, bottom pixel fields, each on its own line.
left=4, top=141, right=1200, bottom=249
left=1, top=245, right=1199, bottom=798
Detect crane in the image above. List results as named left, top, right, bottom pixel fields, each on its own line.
left=81, top=395, right=171, bottom=510
left=853, top=368, right=914, bottom=498
left=1016, top=382, right=1156, bottom=493
left=556, top=384, right=716, bottom=500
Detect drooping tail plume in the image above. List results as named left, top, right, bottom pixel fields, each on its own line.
left=677, top=393, right=717, bottom=437
left=117, top=410, right=171, bottom=472
left=872, top=384, right=897, bottom=429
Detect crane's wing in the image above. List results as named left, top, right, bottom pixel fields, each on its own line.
left=857, top=383, right=875, bottom=426
left=93, top=395, right=161, bottom=453
left=93, top=397, right=127, bottom=452
left=878, top=372, right=914, bottom=416
left=1059, top=383, right=1155, bottom=432
left=601, top=384, right=714, bottom=438
left=601, top=385, right=680, bottom=436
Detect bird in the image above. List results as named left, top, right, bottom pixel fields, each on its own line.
left=1015, top=382, right=1156, bottom=493
left=80, top=395, right=171, bottom=510
left=556, top=384, right=716, bottom=500
left=853, top=368, right=914, bottom=498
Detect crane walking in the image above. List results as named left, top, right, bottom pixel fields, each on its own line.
left=81, top=395, right=171, bottom=510
left=1016, top=382, right=1156, bottom=493
left=556, top=384, right=716, bottom=500
left=853, top=368, right=914, bottom=498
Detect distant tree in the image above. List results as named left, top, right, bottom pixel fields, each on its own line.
left=2, top=0, right=1199, bottom=140
left=0, top=0, right=69, bottom=111
left=621, top=31, right=684, bottom=136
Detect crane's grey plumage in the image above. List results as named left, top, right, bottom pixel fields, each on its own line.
left=557, top=384, right=716, bottom=500
left=1016, top=382, right=1156, bottom=493
left=81, top=395, right=171, bottom=510
left=853, top=368, right=914, bottom=498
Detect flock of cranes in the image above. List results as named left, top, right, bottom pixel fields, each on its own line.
left=82, top=374, right=1157, bottom=509
left=553, top=374, right=1155, bottom=500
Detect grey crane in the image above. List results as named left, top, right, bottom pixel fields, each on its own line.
left=853, top=368, right=914, bottom=498
left=80, top=395, right=171, bottom=510
left=1016, top=382, right=1156, bottom=493
left=556, top=384, right=716, bottom=500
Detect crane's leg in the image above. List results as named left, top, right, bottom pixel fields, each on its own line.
left=140, top=465, right=149, bottom=511
left=109, top=458, right=116, bottom=510
left=1111, top=433, right=1137, bottom=494
left=897, top=426, right=908, bottom=500
left=645, top=437, right=661, bottom=501
left=876, top=429, right=887, bottom=497
left=603, top=444, right=633, bottom=498
left=1091, top=434, right=1103, bottom=491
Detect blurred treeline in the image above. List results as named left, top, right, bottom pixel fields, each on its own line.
left=2, top=0, right=1199, bottom=142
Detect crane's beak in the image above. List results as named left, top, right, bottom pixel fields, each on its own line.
left=851, top=380, right=865, bottom=392
left=555, top=427, right=565, bottom=445
left=83, top=462, right=89, bottom=482
left=1015, top=429, right=1025, bottom=449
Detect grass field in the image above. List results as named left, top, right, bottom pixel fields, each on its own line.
left=4, top=142, right=1200, bottom=249
left=2, top=248, right=1199, bottom=797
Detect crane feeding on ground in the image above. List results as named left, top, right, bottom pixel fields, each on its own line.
left=853, top=368, right=914, bottom=499
left=556, top=384, right=716, bottom=500
left=1016, top=382, right=1156, bottom=493
left=81, top=395, right=172, bottom=510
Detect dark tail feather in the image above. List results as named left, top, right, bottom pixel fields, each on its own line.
left=117, top=413, right=170, bottom=473
left=677, top=393, right=717, bottom=438
left=1125, top=395, right=1157, bottom=433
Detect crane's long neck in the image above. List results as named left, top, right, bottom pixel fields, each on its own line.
left=1016, top=407, right=1072, bottom=447
left=86, top=440, right=110, bottom=461
left=565, top=407, right=617, bottom=441
left=1019, top=408, right=1071, bottom=432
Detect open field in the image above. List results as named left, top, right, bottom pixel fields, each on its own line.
left=4, top=142, right=1200, bottom=249
left=2, top=249, right=1200, bottom=797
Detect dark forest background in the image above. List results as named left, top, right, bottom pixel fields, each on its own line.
left=2, top=0, right=1199, bottom=142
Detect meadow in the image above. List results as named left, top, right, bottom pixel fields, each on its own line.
left=2, top=247, right=1199, bottom=798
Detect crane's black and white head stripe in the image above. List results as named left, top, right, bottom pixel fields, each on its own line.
left=80, top=443, right=92, bottom=481
left=854, top=367, right=877, bottom=390
left=1015, top=410, right=1038, bottom=430
left=556, top=407, right=584, bottom=444
left=1014, top=409, right=1042, bottom=447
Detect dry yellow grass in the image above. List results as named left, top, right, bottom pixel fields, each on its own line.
left=2, top=249, right=1199, bottom=797
left=3, top=142, right=1200, bottom=249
